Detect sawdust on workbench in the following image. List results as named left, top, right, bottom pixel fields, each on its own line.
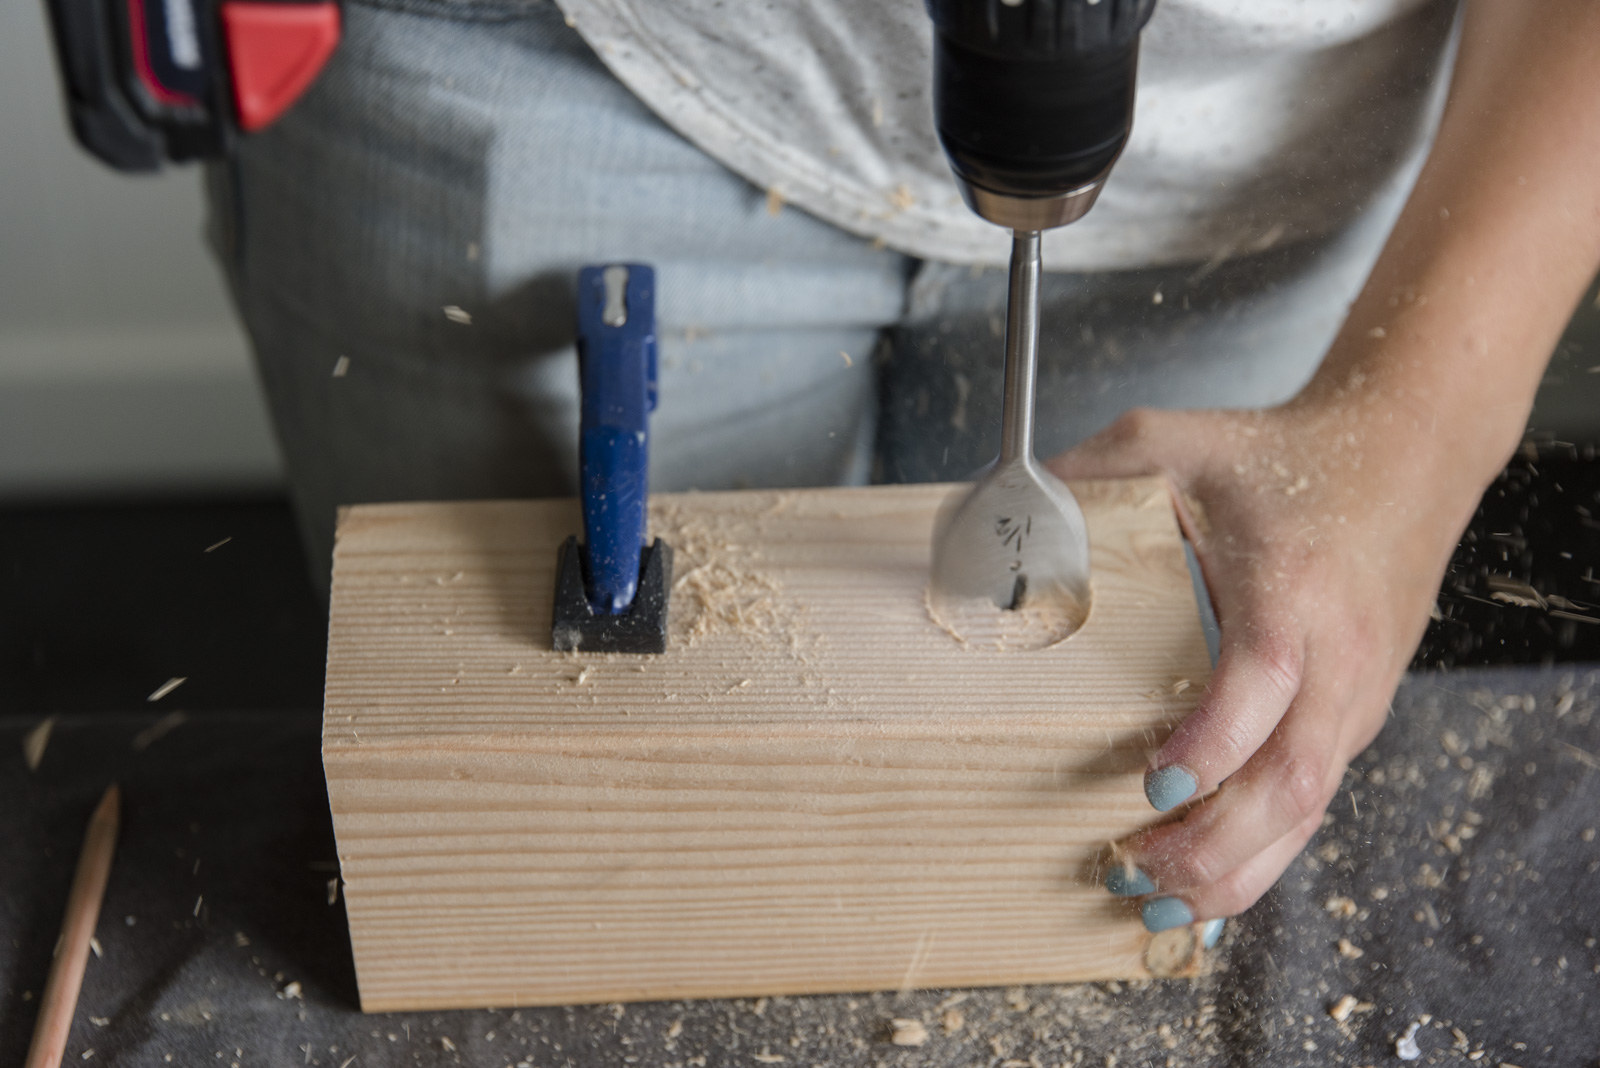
left=650, top=495, right=802, bottom=648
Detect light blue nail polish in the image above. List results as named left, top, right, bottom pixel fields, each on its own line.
left=1144, top=765, right=1198, bottom=812
left=1104, top=862, right=1156, bottom=897
left=1142, top=897, right=1194, bottom=933
left=1201, top=918, right=1225, bottom=948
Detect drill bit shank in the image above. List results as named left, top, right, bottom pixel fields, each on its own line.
left=929, top=231, right=1091, bottom=628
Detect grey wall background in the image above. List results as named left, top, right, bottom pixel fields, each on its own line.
left=0, top=0, right=282, bottom=499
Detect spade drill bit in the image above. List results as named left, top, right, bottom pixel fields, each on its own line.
left=929, top=230, right=1091, bottom=621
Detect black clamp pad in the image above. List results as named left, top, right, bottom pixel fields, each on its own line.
left=551, top=536, right=673, bottom=654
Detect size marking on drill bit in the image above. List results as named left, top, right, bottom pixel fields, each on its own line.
left=994, top=515, right=1032, bottom=551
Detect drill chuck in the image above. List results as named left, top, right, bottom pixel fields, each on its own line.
left=928, top=0, right=1157, bottom=231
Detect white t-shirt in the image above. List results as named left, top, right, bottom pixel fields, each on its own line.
left=554, top=0, right=1459, bottom=270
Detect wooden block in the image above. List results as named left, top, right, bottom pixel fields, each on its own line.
left=323, top=478, right=1211, bottom=1012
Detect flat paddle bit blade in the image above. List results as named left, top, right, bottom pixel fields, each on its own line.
left=929, top=456, right=1092, bottom=649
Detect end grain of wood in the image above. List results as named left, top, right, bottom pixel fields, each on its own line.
left=24, top=785, right=120, bottom=1068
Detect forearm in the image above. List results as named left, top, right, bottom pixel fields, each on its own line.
left=1296, top=0, right=1600, bottom=486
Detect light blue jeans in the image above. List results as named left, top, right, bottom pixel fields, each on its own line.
left=207, top=0, right=1412, bottom=584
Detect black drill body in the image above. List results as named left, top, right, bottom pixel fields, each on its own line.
left=927, top=0, right=1157, bottom=225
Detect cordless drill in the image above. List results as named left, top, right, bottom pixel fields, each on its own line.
left=923, top=0, right=1158, bottom=614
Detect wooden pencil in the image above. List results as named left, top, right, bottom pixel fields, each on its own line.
left=24, top=784, right=121, bottom=1068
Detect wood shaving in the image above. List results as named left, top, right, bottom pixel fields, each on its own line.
left=1323, top=896, right=1358, bottom=919
left=1336, top=938, right=1364, bottom=960
left=332, top=356, right=350, bottom=377
left=1396, top=1021, right=1423, bottom=1060
left=23, top=716, right=54, bottom=771
left=752, top=1050, right=785, bottom=1063
left=889, top=1019, right=929, bottom=1046
left=941, top=1008, right=964, bottom=1034
left=204, top=537, right=232, bottom=552
left=442, top=306, right=472, bottom=325
left=1328, top=995, right=1371, bottom=1023
left=147, top=677, right=187, bottom=702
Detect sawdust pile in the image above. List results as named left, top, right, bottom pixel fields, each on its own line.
left=651, top=495, right=798, bottom=646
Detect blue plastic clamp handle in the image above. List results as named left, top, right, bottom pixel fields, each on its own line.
left=575, top=263, right=658, bottom=615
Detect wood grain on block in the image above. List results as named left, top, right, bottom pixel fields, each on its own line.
left=323, top=479, right=1211, bottom=1012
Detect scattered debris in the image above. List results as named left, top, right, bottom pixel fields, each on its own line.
left=1396, top=1021, right=1423, bottom=1060
left=89, top=938, right=103, bottom=959
left=765, top=188, right=785, bottom=216
left=752, top=1050, right=786, bottom=1063
left=941, top=1008, right=965, bottom=1034
left=442, top=306, right=472, bottom=325
left=328, top=878, right=340, bottom=905
left=133, top=711, right=188, bottom=752
left=1323, top=895, right=1358, bottom=919
left=1561, top=741, right=1600, bottom=770
left=23, top=716, right=55, bottom=771
left=235, top=931, right=250, bottom=947
left=439, top=1037, right=456, bottom=1052
left=1327, top=995, right=1373, bottom=1023
left=1336, top=938, right=1364, bottom=960
left=278, top=981, right=303, bottom=1000
left=332, top=355, right=350, bottom=378
left=838, top=350, right=853, bottom=368
left=889, top=1019, right=929, bottom=1047
left=147, top=677, right=187, bottom=703
left=204, top=537, right=232, bottom=553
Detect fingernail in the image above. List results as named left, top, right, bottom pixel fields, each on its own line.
left=1201, top=918, right=1225, bottom=948
left=1144, top=765, right=1197, bottom=812
left=1104, top=862, right=1156, bottom=897
left=1141, top=896, right=1194, bottom=933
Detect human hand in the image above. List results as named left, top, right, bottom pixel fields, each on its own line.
left=1048, top=398, right=1488, bottom=934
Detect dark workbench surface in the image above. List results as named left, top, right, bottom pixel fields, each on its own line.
left=4, top=665, right=1598, bottom=1068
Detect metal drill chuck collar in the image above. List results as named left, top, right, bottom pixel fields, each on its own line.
left=954, top=175, right=1105, bottom=232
